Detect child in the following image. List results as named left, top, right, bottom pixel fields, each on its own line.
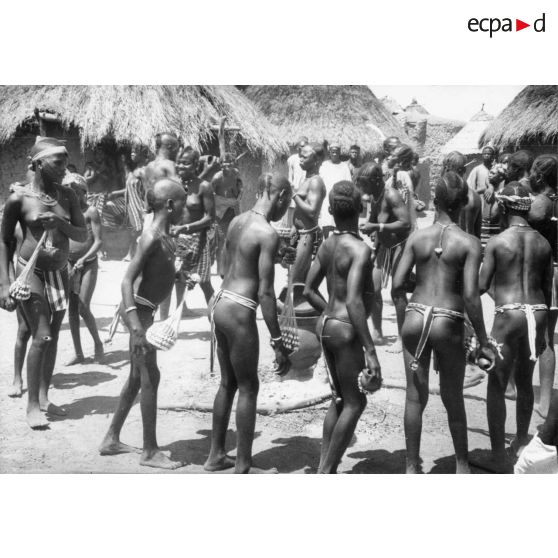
left=99, top=178, right=187, bottom=469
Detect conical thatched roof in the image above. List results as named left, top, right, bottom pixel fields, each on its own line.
left=243, top=86, right=407, bottom=157
left=441, top=106, right=494, bottom=155
left=0, top=85, right=288, bottom=161
left=480, top=85, right=558, bottom=148
left=380, top=95, right=404, bottom=116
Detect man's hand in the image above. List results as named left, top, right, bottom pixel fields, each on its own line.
left=131, top=326, right=152, bottom=356
left=484, top=185, right=495, bottom=204
left=359, top=222, right=375, bottom=235
left=0, top=285, right=16, bottom=312
left=278, top=245, right=296, bottom=267
left=359, top=350, right=382, bottom=393
left=477, top=345, right=496, bottom=372
left=273, top=345, right=291, bottom=377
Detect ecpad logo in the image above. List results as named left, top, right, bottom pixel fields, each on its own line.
left=468, top=13, right=546, bottom=37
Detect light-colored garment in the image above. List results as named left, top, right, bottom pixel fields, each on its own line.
left=287, top=153, right=306, bottom=192
left=319, top=160, right=352, bottom=227
left=467, top=163, right=491, bottom=192
left=514, top=434, right=558, bottom=474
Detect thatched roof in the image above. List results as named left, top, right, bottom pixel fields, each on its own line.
left=441, top=106, right=494, bottom=155
left=0, top=85, right=288, bottom=161
left=243, top=86, right=408, bottom=157
left=380, top=95, right=403, bottom=116
left=480, top=85, right=558, bottom=148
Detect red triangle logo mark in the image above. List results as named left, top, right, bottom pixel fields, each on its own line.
left=516, top=19, right=530, bottom=31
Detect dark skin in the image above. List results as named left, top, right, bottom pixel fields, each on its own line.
left=393, top=200, right=493, bottom=474
left=458, top=187, right=482, bottom=239
left=358, top=172, right=411, bottom=346
left=479, top=212, right=552, bottom=470
left=204, top=180, right=292, bottom=474
left=290, top=145, right=326, bottom=285
left=304, top=201, right=381, bottom=473
left=159, top=151, right=216, bottom=319
left=66, top=186, right=104, bottom=365
left=144, top=134, right=179, bottom=192
left=99, top=179, right=187, bottom=469
left=0, top=152, right=86, bottom=428
left=527, top=169, right=557, bottom=419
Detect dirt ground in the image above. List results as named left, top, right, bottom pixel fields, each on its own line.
left=1, top=214, right=556, bottom=474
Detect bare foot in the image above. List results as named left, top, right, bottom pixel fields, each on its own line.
left=455, top=460, right=471, bottom=474
left=140, top=450, right=186, bottom=470
left=93, top=346, right=105, bottom=364
left=510, top=437, right=530, bottom=459
left=463, top=365, right=485, bottom=389
left=99, top=439, right=141, bottom=456
left=26, top=407, right=49, bottom=430
left=371, top=330, right=386, bottom=345
left=244, top=467, right=278, bottom=474
left=204, top=454, right=236, bottom=472
left=40, top=401, right=67, bottom=416
left=386, top=337, right=403, bottom=353
left=66, top=354, right=84, bottom=366
left=8, top=382, right=23, bottom=398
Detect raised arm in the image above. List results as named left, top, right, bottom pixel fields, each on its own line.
left=257, top=230, right=291, bottom=375
left=303, top=247, right=328, bottom=313
left=292, top=176, right=325, bottom=221
left=0, top=194, right=21, bottom=311
left=218, top=116, right=227, bottom=159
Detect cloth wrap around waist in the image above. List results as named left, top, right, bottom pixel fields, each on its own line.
left=494, top=303, right=548, bottom=361
left=405, top=302, right=465, bottom=372
left=210, top=289, right=258, bottom=373
left=376, top=239, right=406, bottom=289
left=293, top=224, right=323, bottom=258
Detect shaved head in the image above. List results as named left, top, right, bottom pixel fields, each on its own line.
left=146, top=178, right=186, bottom=212
left=258, top=172, right=292, bottom=197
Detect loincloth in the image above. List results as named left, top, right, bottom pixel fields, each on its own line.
left=175, top=228, right=216, bottom=284
left=405, top=302, right=465, bottom=372
left=68, top=255, right=98, bottom=295
left=494, top=303, right=548, bottom=361
left=293, top=225, right=323, bottom=258
left=210, top=289, right=258, bottom=373
left=17, top=256, right=69, bottom=313
left=376, top=239, right=406, bottom=289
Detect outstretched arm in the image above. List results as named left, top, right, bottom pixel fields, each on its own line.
left=258, top=231, right=290, bottom=374
left=303, top=247, right=328, bottom=313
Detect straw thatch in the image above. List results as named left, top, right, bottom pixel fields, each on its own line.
left=441, top=106, right=494, bottom=155
left=243, top=86, right=408, bottom=157
left=480, top=85, right=558, bottom=148
left=0, top=85, right=288, bottom=161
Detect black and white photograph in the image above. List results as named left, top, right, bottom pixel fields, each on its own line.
left=0, top=84, right=557, bottom=475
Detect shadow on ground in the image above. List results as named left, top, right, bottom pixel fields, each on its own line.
left=52, top=370, right=117, bottom=390
left=252, top=436, right=322, bottom=473
left=347, top=448, right=406, bottom=473
left=47, top=395, right=127, bottom=422
left=177, top=331, right=212, bottom=342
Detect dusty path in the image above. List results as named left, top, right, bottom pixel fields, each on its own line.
left=1, top=216, right=555, bottom=473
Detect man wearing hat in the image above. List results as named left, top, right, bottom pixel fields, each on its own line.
left=0, top=136, right=86, bottom=429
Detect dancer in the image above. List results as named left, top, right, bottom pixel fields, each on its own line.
left=99, top=178, right=187, bottom=469
left=304, top=181, right=382, bottom=473
left=393, top=171, right=494, bottom=473
left=479, top=183, right=552, bottom=471
left=65, top=175, right=104, bottom=365
left=204, top=172, right=292, bottom=473
left=358, top=162, right=411, bottom=349
left=0, top=137, right=86, bottom=428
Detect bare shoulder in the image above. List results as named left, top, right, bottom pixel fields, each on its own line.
left=199, top=179, right=214, bottom=194
left=308, top=174, right=325, bottom=190
left=384, top=186, right=404, bottom=206
left=86, top=205, right=100, bottom=222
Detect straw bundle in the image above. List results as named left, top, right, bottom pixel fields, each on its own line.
left=9, top=230, right=47, bottom=300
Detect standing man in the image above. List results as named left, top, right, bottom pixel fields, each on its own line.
left=479, top=184, right=552, bottom=472
left=357, top=163, right=411, bottom=349
left=287, top=136, right=308, bottom=191
left=0, top=137, right=86, bottom=429
left=507, top=150, right=535, bottom=191
left=144, top=133, right=180, bottom=192
left=290, top=143, right=327, bottom=288
left=212, top=153, right=243, bottom=277
left=347, top=144, right=363, bottom=179
left=467, top=146, right=496, bottom=195
left=380, top=136, right=401, bottom=181
left=204, top=173, right=292, bottom=474
left=319, top=142, right=352, bottom=238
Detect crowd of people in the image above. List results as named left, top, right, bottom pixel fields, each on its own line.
left=0, top=128, right=557, bottom=474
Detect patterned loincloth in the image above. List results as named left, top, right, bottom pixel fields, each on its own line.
left=175, top=228, right=216, bottom=284
left=292, top=225, right=323, bottom=258
left=375, top=239, right=406, bottom=289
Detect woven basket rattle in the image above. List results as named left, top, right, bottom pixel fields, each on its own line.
left=9, top=230, right=48, bottom=301
left=279, top=265, right=299, bottom=354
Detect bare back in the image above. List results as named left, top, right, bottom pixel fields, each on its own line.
left=487, top=227, right=551, bottom=306
left=528, top=193, right=557, bottom=262
left=220, top=212, right=278, bottom=301
left=410, top=224, right=478, bottom=312
left=317, top=234, right=373, bottom=320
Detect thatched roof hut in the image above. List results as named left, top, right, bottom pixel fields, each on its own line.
left=442, top=106, right=494, bottom=155
left=0, top=85, right=288, bottom=161
left=242, top=85, right=408, bottom=157
left=480, top=85, right=558, bottom=150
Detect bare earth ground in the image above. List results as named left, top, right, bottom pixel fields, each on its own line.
left=1, top=213, right=556, bottom=474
